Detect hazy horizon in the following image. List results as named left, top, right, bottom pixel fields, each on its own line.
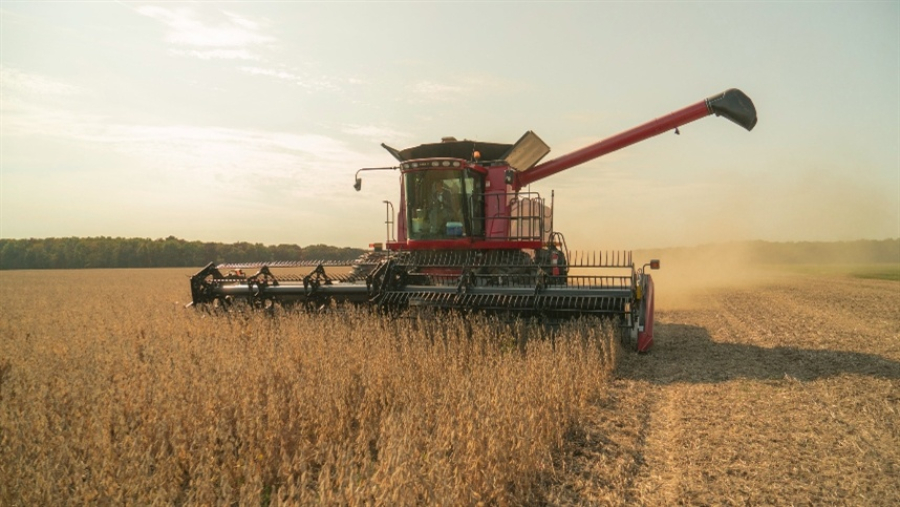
left=2, top=3, right=898, bottom=250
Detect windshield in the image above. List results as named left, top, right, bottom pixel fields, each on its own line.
left=405, top=169, right=466, bottom=240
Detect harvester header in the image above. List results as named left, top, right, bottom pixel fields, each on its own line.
left=189, top=88, right=758, bottom=353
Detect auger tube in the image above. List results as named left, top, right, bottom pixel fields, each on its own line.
left=514, top=88, right=757, bottom=190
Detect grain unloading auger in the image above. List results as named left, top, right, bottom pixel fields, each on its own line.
left=189, top=89, right=757, bottom=352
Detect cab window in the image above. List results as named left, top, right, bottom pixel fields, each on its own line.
left=406, top=170, right=465, bottom=239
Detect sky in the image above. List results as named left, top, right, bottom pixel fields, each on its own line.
left=1, top=1, right=898, bottom=250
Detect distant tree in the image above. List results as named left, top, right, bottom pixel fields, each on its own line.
left=0, top=237, right=357, bottom=269
left=302, top=244, right=366, bottom=261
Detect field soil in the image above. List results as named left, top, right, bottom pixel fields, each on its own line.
left=551, top=267, right=900, bottom=505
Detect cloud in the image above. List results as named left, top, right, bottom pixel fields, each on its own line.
left=0, top=66, right=79, bottom=96
left=239, top=66, right=301, bottom=80
left=0, top=97, right=385, bottom=243
left=103, top=125, right=362, bottom=183
left=0, top=68, right=89, bottom=139
left=222, top=11, right=260, bottom=31
left=239, top=65, right=343, bottom=92
left=406, top=76, right=507, bottom=104
left=135, top=5, right=355, bottom=91
left=341, top=124, right=412, bottom=143
left=0, top=80, right=370, bottom=199
left=171, top=49, right=258, bottom=61
left=408, top=80, right=470, bottom=103
left=137, top=5, right=273, bottom=59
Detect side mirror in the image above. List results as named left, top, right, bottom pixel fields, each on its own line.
left=353, top=166, right=398, bottom=192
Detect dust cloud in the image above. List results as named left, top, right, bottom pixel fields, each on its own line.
left=633, top=239, right=899, bottom=310
left=633, top=243, right=774, bottom=310
left=555, top=164, right=899, bottom=254
left=551, top=160, right=898, bottom=310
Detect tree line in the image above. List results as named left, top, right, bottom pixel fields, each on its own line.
left=0, top=237, right=366, bottom=270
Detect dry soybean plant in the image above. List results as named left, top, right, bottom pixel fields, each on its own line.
left=0, top=270, right=617, bottom=505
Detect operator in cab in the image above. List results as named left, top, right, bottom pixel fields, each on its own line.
left=426, top=178, right=463, bottom=237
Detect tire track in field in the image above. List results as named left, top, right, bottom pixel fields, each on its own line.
left=548, top=372, right=659, bottom=505
left=618, top=300, right=781, bottom=506
left=560, top=275, right=900, bottom=506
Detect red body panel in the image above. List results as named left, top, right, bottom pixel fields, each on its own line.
left=637, top=275, right=655, bottom=352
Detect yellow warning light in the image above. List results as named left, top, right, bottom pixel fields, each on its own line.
left=473, top=150, right=481, bottom=160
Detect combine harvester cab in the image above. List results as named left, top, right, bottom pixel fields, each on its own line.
left=190, top=89, right=757, bottom=352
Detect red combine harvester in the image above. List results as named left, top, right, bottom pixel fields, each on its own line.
left=189, top=89, right=757, bottom=352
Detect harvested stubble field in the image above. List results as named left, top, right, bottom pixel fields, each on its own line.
left=1, top=260, right=898, bottom=505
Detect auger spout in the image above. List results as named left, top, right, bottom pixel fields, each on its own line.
left=514, top=88, right=757, bottom=190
